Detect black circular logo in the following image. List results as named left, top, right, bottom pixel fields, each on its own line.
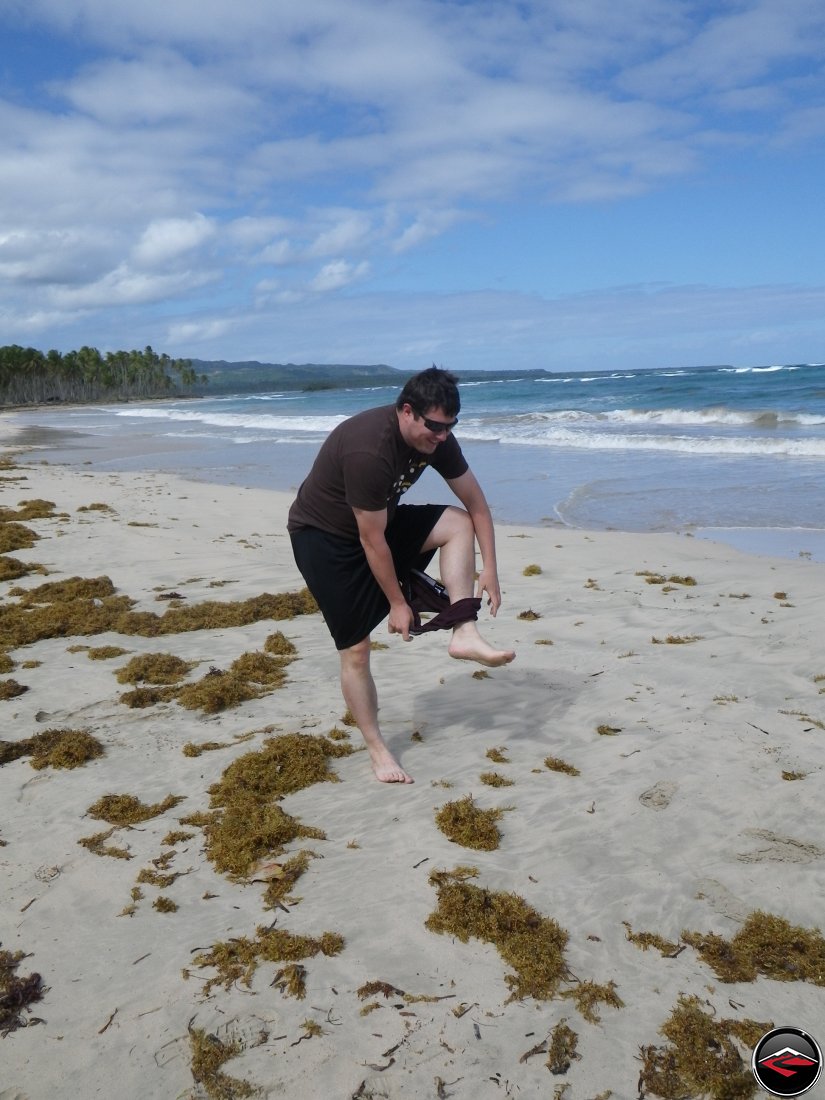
left=752, top=1026, right=822, bottom=1097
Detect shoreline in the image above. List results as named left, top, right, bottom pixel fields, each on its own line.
left=2, top=447, right=825, bottom=1096
left=5, top=417, right=825, bottom=564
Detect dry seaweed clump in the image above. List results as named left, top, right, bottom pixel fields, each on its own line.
left=87, top=645, right=130, bottom=660
left=122, top=588, right=318, bottom=635
left=435, top=795, right=506, bottom=851
left=116, top=652, right=196, bottom=684
left=203, top=796, right=325, bottom=880
left=0, top=728, right=104, bottom=770
left=199, top=733, right=354, bottom=878
left=623, top=922, right=682, bottom=957
left=261, top=851, right=315, bottom=909
left=1, top=499, right=57, bottom=521
left=28, top=728, right=104, bottom=770
left=0, top=678, right=27, bottom=700
left=0, top=522, right=39, bottom=554
left=544, top=756, right=580, bottom=776
left=480, top=771, right=514, bottom=788
left=78, top=828, right=132, bottom=860
left=192, top=926, right=344, bottom=995
left=115, top=651, right=292, bottom=714
left=0, top=947, right=46, bottom=1036
left=87, top=793, right=184, bottom=826
left=547, top=1020, right=580, bottom=1075
left=486, top=746, right=509, bottom=764
left=183, top=740, right=228, bottom=757
left=229, top=651, right=288, bottom=685
left=189, top=1026, right=255, bottom=1100
left=560, top=979, right=623, bottom=1023
left=0, top=579, right=317, bottom=650
left=682, top=910, right=825, bottom=985
left=0, top=556, right=47, bottom=582
left=175, top=670, right=258, bottom=714
left=12, top=575, right=118, bottom=604
left=119, top=685, right=181, bottom=709
left=426, top=867, right=569, bottom=1001
left=636, top=571, right=697, bottom=587
left=173, top=657, right=291, bottom=713
left=263, top=631, right=298, bottom=658
left=638, top=995, right=769, bottom=1100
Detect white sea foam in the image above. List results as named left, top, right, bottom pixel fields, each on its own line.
left=116, top=407, right=346, bottom=433
left=506, top=428, right=825, bottom=457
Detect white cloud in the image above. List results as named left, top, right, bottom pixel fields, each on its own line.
left=258, top=239, right=297, bottom=266
left=54, top=51, right=257, bottom=126
left=51, top=264, right=215, bottom=308
left=133, top=214, right=215, bottom=267
left=392, top=209, right=467, bottom=253
left=309, top=259, right=370, bottom=293
left=167, top=318, right=233, bottom=344
left=306, top=213, right=372, bottom=258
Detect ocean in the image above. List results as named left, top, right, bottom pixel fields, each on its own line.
left=6, top=362, right=825, bottom=560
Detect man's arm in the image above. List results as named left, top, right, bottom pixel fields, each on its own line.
left=352, top=506, right=415, bottom=640
left=446, top=468, right=503, bottom=615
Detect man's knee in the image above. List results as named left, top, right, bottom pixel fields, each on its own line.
left=340, top=636, right=372, bottom=672
left=426, top=505, right=472, bottom=549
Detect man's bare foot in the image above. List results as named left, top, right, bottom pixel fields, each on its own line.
left=448, top=625, right=515, bottom=667
left=369, top=744, right=414, bottom=783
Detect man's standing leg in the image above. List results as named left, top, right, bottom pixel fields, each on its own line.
left=339, top=636, right=414, bottom=784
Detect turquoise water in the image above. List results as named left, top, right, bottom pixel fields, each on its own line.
left=7, top=363, right=825, bottom=556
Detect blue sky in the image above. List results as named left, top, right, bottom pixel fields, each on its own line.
left=1, top=0, right=825, bottom=372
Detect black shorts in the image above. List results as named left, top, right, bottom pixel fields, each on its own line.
left=290, top=503, right=447, bottom=650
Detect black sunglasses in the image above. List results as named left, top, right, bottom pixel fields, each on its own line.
left=415, top=410, right=459, bottom=434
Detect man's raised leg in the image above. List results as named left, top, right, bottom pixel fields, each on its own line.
left=422, top=507, right=515, bottom=667
left=339, top=636, right=414, bottom=783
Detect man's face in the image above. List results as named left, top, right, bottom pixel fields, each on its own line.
left=398, top=403, right=458, bottom=453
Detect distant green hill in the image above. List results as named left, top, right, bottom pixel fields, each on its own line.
left=189, top=359, right=562, bottom=395
left=190, top=360, right=405, bottom=394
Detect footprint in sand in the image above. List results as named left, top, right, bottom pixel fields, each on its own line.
left=639, top=780, right=677, bottom=810
left=737, top=828, right=824, bottom=864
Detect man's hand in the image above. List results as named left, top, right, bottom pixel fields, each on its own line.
left=476, top=567, right=502, bottom=616
left=388, top=601, right=414, bottom=640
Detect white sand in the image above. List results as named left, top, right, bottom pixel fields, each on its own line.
left=2, top=446, right=825, bottom=1099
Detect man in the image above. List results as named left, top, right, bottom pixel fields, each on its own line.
left=288, top=366, right=515, bottom=784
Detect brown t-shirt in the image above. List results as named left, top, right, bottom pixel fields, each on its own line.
left=287, top=404, right=469, bottom=540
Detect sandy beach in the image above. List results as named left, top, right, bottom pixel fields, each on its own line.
left=2, top=439, right=825, bottom=1100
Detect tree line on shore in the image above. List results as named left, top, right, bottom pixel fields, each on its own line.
left=0, top=345, right=202, bottom=406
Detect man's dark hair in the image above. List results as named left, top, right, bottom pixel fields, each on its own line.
left=396, top=365, right=461, bottom=417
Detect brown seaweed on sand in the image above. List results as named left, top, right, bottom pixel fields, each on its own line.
left=192, top=927, right=344, bottom=995
left=0, top=948, right=46, bottom=1036
left=115, top=652, right=196, bottom=684
left=0, top=678, right=28, bottom=700
left=546, top=1019, right=580, bottom=1075
left=0, top=575, right=317, bottom=649
left=637, top=995, right=769, bottom=1100
left=0, top=728, right=104, bottom=770
left=681, top=910, right=825, bottom=985
left=434, top=795, right=507, bottom=851
left=426, top=867, right=569, bottom=1001
left=87, top=793, right=184, bottom=825
left=188, top=1025, right=255, bottom=1100
left=559, top=979, right=624, bottom=1023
